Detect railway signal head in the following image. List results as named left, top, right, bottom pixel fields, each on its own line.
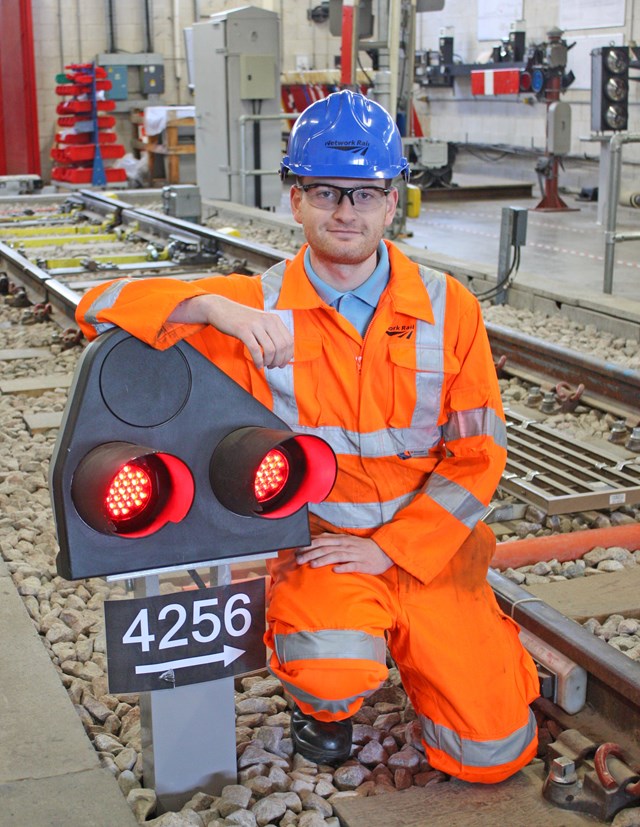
left=210, top=427, right=335, bottom=519
left=50, top=329, right=337, bottom=580
left=591, top=46, right=629, bottom=132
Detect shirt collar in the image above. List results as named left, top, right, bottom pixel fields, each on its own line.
left=304, top=241, right=389, bottom=309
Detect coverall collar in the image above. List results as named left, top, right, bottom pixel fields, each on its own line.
left=277, top=241, right=436, bottom=325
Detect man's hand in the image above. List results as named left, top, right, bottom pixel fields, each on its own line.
left=170, top=294, right=294, bottom=369
left=296, top=533, right=393, bottom=575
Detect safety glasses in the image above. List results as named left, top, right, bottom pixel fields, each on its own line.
left=296, top=183, right=391, bottom=212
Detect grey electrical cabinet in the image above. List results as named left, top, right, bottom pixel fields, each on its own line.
left=192, top=7, right=281, bottom=208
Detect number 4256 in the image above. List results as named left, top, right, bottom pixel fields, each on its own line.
left=122, top=594, right=252, bottom=653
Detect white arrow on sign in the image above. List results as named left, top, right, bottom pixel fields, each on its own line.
left=135, top=645, right=245, bottom=675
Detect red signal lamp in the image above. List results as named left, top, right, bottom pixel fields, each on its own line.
left=105, top=460, right=156, bottom=525
left=210, top=427, right=337, bottom=519
left=519, top=71, right=532, bottom=92
left=255, top=449, right=290, bottom=503
left=72, top=442, right=194, bottom=537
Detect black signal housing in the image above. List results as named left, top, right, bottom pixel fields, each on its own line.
left=50, top=329, right=337, bottom=580
left=591, top=46, right=629, bottom=132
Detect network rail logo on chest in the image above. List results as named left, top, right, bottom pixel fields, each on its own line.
left=386, top=324, right=415, bottom=340
left=325, top=140, right=369, bottom=156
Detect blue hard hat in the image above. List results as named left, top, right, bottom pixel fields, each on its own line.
left=281, top=90, right=410, bottom=181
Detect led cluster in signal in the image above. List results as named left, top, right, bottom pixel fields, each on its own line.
left=254, top=449, right=289, bottom=503
left=106, top=463, right=151, bottom=520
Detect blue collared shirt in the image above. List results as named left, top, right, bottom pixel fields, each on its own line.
left=304, top=242, right=390, bottom=337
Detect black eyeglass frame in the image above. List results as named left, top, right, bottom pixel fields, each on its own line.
left=295, top=183, right=392, bottom=208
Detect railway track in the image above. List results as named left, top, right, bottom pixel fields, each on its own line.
left=1, top=191, right=640, bottom=825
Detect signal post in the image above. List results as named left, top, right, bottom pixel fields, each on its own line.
left=131, top=567, right=237, bottom=813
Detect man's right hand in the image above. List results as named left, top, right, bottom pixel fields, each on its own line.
left=169, top=294, right=294, bottom=370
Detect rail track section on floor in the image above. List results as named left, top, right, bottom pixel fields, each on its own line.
left=490, top=324, right=640, bottom=420
left=3, top=189, right=640, bottom=338
left=503, top=410, right=640, bottom=515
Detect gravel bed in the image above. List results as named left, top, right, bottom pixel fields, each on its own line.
left=482, top=303, right=640, bottom=371
left=497, top=544, right=640, bottom=663
left=1, top=270, right=639, bottom=824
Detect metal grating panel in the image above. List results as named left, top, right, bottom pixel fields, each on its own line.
left=501, top=410, right=640, bottom=515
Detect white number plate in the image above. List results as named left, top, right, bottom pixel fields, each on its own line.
left=104, top=579, right=266, bottom=693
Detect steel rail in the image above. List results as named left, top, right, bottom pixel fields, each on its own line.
left=488, top=568, right=640, bottom=756
left=69, top=190, right=134, bottom=215
left=59, top=191, right=287, bottom=275
left=488, top=569, right=640, bottom=707
left=0, top=240, right=79, bottom=323
left=0, top=239, right=53, bottom=291
left=488, top=323, right=640, bottom=420
left=124, top=207, right=288, bottom=274
left=52, top=191, right=289, bottom=276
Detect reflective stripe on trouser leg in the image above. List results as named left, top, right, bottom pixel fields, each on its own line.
left=419, top=707, right=538, bottom=781
left=265, top=551, right=392, bottom=723
left=385, top=522, right=540, bottom=783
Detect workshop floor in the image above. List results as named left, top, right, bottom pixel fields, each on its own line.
left=403, top=176, right=640, bottom=318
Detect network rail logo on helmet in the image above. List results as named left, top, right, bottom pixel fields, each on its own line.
left=281, top=89, right=410, bottom=181
left=325, top=140, right=370, bottom=156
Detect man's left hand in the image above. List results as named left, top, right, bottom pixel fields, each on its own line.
left=296, top=533, right=393, bottom=575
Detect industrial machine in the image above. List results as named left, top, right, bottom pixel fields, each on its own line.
left=429, top=26, right=577, bottom=211
left=189, top=7, right=282, bottom=209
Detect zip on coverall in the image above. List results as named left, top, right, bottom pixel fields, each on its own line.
left=76, top=240, right=540, bottom=783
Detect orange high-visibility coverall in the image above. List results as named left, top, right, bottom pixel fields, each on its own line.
left=77, top=240, right=540, bottom=783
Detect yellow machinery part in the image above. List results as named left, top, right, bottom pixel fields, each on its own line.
left=406, top=184, right=422, bottom=219
left=41, top=250, right=169, bottom=269
left=0, top=211, right=71, bottom=224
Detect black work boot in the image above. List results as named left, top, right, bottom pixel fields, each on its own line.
left=290, top=707, right=353, bottom=765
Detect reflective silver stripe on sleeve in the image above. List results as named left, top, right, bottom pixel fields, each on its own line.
left=420, top=707, right=537, bottom=768
left=443, top=408, right=508, bottom=451
left=310, top=488, right=419, bottom=529
left=426, top=473, right=488, bottom=528
left=273, top=629, right=387, bottom=665
left=273, top=673, right=382, bottom=715
left=84, top=278, right=135, bottom=333
left=265, top=344, right=296, bottom=422
left=261, top=262, right=299, bottom=423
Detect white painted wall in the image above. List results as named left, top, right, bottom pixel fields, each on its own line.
left=30, top=0, right=640, bottom=189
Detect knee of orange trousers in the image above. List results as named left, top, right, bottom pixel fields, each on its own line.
left=265, top=644, right=388, bottom=723
left=424, top=732, right=538, bottom=784
left=265, top=553, right=394, bottom=722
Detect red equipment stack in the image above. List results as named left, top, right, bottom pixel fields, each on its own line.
left=51, top=63, right=126, bottom=186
